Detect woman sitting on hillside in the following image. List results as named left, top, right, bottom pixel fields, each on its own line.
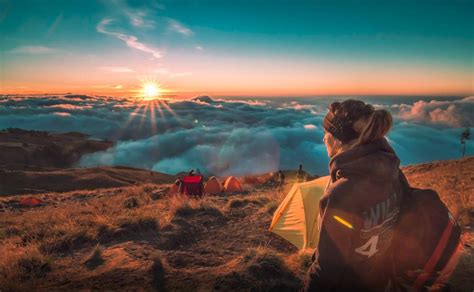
left=305, top=100, right=405, bottom=291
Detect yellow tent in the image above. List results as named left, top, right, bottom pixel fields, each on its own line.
left=269, top=175, right=330, bottom=250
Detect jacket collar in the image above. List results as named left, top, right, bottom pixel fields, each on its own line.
left=328, top=138, right=400, bottom=183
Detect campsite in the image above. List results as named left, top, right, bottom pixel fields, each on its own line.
left=0, top=157, right=472, bottom=291
left=1, top=0, right=473, bottom=290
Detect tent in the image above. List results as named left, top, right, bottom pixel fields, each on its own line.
left=204, top=176, right=222, bottom=195
left=183, top=175, right=204, bottom=197
left=269, top=176, right=330, bottom=250
left=223, top=176, right=243, bottom=193
left=20, top=197, right=42, bottom=207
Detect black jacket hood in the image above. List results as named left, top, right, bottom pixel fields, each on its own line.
left=328, top=138, right=401, bottom=183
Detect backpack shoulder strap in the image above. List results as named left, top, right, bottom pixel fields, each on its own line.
left=413, top=218, right=456, bottom=289
left=398, top=169, right=410, bottom=191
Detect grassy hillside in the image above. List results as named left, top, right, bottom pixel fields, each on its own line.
left=0, top=128, right=113, bottom=169
left=0, top=157, right=472, bottom=291
left=0, top=166, right=175, bottom=195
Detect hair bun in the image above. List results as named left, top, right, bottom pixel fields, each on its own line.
left=329, top=102, right=341, bottom=114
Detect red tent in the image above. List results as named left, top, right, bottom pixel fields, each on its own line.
left=19, top=197, right=42, bottom=207
left=183, top=175, right=204, bottom=197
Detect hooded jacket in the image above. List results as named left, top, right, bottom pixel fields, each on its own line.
left=305, top=138, right=405, bottom=292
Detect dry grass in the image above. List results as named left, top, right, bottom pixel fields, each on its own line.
left=150, top=254, right=166, bottom=291
left=0, top=158, right=472, bottom=290
left=0, top=243, right=51, bottom=289
left=84, top=244, right=104, bottom=269
left=168, top=195, right=224, bottom=220
left=227, top=195, right=271, bottom=209
left=264, top=201, right=279, bottom=214
left=123, top=196, right=140, bottom=209
left=214, top=247, right=302, bottom=291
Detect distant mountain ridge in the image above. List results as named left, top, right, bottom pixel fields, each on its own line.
left=0, top=128, right=114, bottom=169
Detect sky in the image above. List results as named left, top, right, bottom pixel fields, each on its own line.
left=0, top=0, right=473, bottom=97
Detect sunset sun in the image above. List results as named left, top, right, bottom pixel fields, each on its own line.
left=142, top=82, right=160, bottom=100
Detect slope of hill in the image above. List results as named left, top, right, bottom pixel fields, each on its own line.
left=402, top=156, right=473, bottom=226
left=0, top=128, right=113, bottom=169
left=0, top=166, right=175, bottom=195
left=0, top=157, right=472, bottom=291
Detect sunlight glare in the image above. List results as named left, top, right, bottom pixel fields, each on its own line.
left=142, top=82, right=160, bottom=100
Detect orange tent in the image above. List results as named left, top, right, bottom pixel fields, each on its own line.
left=224, top=176, right=243, bottom=193
left=20, top=197, right=42, bottom=207
left=204, top=176, right=222, bottom=195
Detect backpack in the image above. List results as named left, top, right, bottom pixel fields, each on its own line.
left=183, top=175, right=204, bottom=197
left=391, top=172, right=464, bottom=290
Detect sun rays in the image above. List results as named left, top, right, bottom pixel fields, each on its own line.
left=142, top=82, right=160, bottom=101
left=113, top=79, right=181, bottom=140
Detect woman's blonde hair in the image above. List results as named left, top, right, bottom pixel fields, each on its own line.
left=324, top=99, right=393, bottom=148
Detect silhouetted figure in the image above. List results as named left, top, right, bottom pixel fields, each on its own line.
left=278, top=170, right=285, bottom=190
left=177, top=177, right=184, bottom=194
left=296, top=164, right=305, bottom=183
left=188, top=169, right=195, bottom=176
left=461, top=128, right=470, bottom=158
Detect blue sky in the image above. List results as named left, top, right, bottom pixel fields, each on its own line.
left=0, top=0, right=473, bottom=96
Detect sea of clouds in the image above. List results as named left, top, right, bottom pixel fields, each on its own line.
left=0, top=94, right=472, bottom=175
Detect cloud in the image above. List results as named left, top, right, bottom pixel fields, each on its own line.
left=152, top=68, right=191, bottom=78
left=47, top=104, right=93, bottom=110
left=8, top=46, right=57, bottom=54
left=46, top=12, right=64, bottom=38
left=1, top=95, right=472, bottom=176
left=170, top=72, right=192, bottom=78
left=98, top=66, right=135, bottom=73
left=92, top=84, right=124, bottom=89
left=390, top=96, right=473, bottom=127
left=124, top=9, right=155, bottom=28
left=97, top=18, right=162, bottom=59
left=53, top=112, right=71, bottom=117
left=153, top=68, right=169, bottom=74
left=168, top=19, right=193, bottom=37
left=195, top=45, right=204, bottom=51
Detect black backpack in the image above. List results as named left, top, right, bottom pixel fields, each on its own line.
left=391, top=172, right=463, bottom=291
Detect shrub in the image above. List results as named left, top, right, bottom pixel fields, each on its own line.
left=227, top=198, right=250, bottom=209
left=84, top=245, right=104, bottom=269
left=171, top=196, right=224, bottom=218
left=0, top=244, right=51, bottom=289
left=16, top=253, right=51, bottom=279
left=215, top=248, right=302, bottom=291
left=118, top=217, right=159, bottom=233
left=123, top=197, right=139, bottom=209
left=150, top=254, right=166, bottom=291
left=39, top=229, right=93, bottom=254
left=265, top=201, right=279, bottom=215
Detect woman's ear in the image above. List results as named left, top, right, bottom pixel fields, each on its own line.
left=333, top=137, right=343, bottom=151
